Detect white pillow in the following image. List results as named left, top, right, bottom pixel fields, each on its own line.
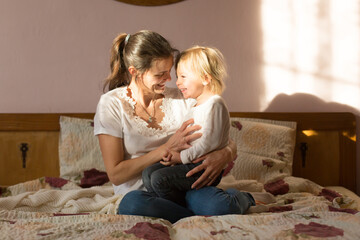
left=59, top=116, right=105, bottom=180
left=229, top=117, right=297, bottom=184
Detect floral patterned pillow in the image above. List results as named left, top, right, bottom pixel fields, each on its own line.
left=59, top=116, right=105, bottom=180
left=228, top=118, right=297, bottom=184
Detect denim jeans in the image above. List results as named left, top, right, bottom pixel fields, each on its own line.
left=142, top=162, right=223, bottom=206
left=118, top=187, right=255, bottom=223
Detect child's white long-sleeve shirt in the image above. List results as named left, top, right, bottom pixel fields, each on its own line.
left=180, top=95, right=230, bottom=164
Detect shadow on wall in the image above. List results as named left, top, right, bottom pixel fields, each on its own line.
left=264, top=93, right=360, bottom=194
left=264, top=93, right=360, bottom=115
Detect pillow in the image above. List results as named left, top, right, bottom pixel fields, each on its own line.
left=228, top=117, right=297, bottom=184
left=59, top=116, right=105, bottom=180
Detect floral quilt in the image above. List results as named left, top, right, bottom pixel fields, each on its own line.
left=1, top=171, right=360, bottom=239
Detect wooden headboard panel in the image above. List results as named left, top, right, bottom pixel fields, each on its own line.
left=0, top=112, right=356, bottom=192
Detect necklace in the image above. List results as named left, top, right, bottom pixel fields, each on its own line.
left=137, top=98, right=156, bottom=123
left=128, top=87, right=156, bottom=123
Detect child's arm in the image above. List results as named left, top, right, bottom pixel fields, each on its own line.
left=181, top=97, right=230, bottom=164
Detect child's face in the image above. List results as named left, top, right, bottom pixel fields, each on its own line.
left=176, top=61, right=206, bottom=100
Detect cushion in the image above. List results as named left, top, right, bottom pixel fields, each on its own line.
left=228, top=117, right=297, bottom=184
left=59, top=116, right=105, bottom=180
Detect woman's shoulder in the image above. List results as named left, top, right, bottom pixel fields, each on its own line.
left=163, top=87, right=182, bottom=99
left=160, top=87, right=194, bottom=122
left=96, top=87, right=135, bottom=116
left=100, top=87, right=126, bottom=100
left=163, top=87, right=196, bottom=105
left=98, top=87, right=129, bottom=105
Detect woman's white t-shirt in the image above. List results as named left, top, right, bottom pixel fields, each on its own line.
left=94, top=86, right=194, bottom=195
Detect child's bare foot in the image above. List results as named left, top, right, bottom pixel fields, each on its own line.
left=246, top=192, right=276, bottom=214
left=250, top=192, right=276, bottom=205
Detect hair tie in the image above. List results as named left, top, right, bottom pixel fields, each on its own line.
left=125, top=34, right=131, bottom=45
left=119, top=34, right=131, bottom=60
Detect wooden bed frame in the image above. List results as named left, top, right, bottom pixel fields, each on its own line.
left=0, top=112, right=356, bottom=193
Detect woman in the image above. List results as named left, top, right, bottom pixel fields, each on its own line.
left=94, top=30, right=255, bottom=223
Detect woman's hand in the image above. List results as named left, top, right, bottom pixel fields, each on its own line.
left=186, top=140, right=236, bottom=189
left=164, top=119, right=202, bottom=152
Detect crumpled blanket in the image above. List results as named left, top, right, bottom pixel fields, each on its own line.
left=0, top=170, right=122, bottom=214
left=0, top=186, right=122, bottom=214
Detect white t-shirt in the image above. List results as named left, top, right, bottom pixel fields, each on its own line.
left=180, top=95, right=230, bottom=164
left=94, top=86, right=194, bottom=195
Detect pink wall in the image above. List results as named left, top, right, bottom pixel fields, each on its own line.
left=1, top=0, right=359, bottom=193
left=0, top=0, right=263, bottom=113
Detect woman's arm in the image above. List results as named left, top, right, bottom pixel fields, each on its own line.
left=186, top=139, right=237, bottom=189
left=98, top=119, right=202, bottom=185
left=98, top=134, right=168, bottom=185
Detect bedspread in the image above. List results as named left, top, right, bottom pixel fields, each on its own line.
left=1, top=175, right=360, bottom=239
left=1, top=202, right=360, bottom=239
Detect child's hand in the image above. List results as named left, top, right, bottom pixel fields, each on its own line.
left=161, top=152, right=173, bottom=166
left=160, top=151, right=182, bottom=166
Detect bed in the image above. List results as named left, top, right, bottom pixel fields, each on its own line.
left=0, top=112, right=359, bottom=239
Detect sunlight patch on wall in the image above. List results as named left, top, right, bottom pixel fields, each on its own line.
left=261, top=0, right=360, bottom=110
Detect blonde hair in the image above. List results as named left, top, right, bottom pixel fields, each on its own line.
left=175, top=46, right=227, bottom=95
left=104, top=30, right=177, bottom=92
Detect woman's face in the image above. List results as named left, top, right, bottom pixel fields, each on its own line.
left=139, top=56, right=173, bottom=94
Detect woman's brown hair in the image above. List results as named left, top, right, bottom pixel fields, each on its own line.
left=104, top=30, right=177, bottom=92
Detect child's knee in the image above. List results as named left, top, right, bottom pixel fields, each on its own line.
left=226, top=189, right=256, bottom=214
left=150, top=172, right=168, bottom=190
left=142, top=167, right=151, bottom=183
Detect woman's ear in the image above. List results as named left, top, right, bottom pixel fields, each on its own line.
left=128, top=66, right=137, bottom=76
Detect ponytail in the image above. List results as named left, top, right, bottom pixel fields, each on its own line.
left=103, top=33, right=130, bottom=92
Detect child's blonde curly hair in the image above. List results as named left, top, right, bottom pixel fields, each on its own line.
left=175, top=46, right=227, bottom=95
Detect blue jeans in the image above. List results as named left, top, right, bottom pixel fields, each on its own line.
left=118, top=187, right=255, bottom=223
left=142, top=162, right=223, bottom=206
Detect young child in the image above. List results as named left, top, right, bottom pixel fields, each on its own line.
left=142, top=46, right=230, bottom=206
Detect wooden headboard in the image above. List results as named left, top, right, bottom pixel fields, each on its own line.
left=0, top=112, right=356, bottom=192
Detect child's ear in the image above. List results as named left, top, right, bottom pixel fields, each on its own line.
left=202, top=74, right=211, bottom=86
